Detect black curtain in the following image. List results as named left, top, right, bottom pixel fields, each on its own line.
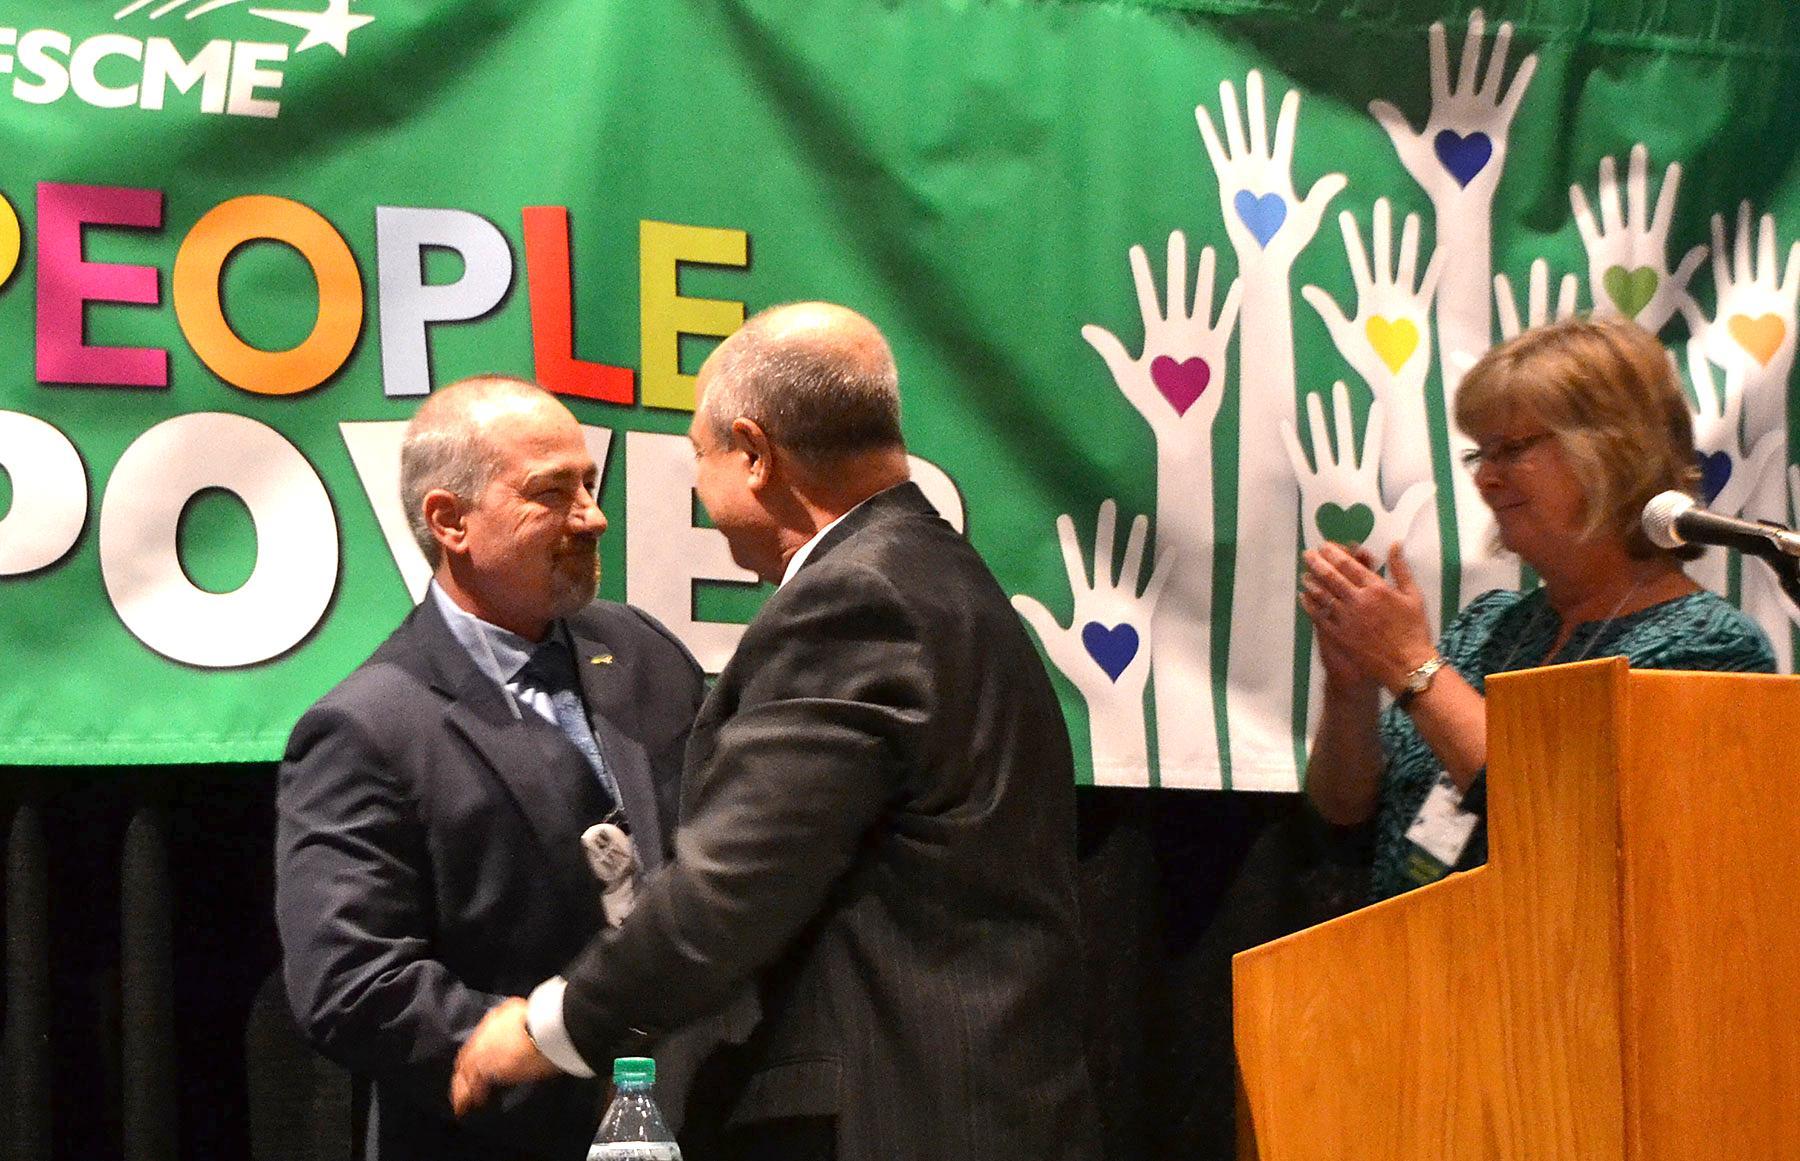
left=1, top=769, right=1367, bottom=1161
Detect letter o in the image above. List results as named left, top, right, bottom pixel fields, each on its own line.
left=173, top=195, right=362, bottom=396
left=0, top=192, right=20, bottom=290
left=100, top=412, right=337, bottom=667
left=0, top=411, right=88, bottom=575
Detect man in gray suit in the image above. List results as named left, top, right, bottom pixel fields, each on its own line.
left=276, top=377, right=705, bottom=1161
left=452, top=304, right=1100, bottom=1161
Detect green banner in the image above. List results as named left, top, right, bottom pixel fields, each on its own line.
left=1, top=1, right=1796, bottom=785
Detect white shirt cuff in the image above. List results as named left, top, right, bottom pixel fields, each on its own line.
left=525, top=976, right=595, bottom=1078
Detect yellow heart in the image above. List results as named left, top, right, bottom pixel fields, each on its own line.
left=1366, top=316, right=1420, bottom=374
left=1728, top=313, right=1786, bottom=367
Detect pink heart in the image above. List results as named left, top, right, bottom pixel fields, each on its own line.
left=1150, top=355, right=1212, bottom=416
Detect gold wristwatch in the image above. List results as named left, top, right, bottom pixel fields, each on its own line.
left=1394, top=654, right=1445, bottom=710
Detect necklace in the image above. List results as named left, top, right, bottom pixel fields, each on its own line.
left=1495, top=572, right=1655, bottom=675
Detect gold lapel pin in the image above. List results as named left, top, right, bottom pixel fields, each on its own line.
left=591, top=653, right=614, bottom=665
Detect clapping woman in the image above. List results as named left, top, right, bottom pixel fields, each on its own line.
left=1301, top=317, right=1774, bottom=902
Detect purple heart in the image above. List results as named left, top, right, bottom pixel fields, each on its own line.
left=1698, top=450, right=1732, bottom=504
left=1433, top=130, right=1493, bottom=187
left=1081, top=622, right=1139, bottom=683
left=1150, top=355, right=1212, bottom=416
left=1233, top=189, right=1288, bottom=248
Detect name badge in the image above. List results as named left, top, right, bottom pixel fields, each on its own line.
left=1403, top=773, right=1479, bottom=872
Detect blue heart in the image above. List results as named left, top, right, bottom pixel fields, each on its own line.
left=1698, top=450, right=1733, bottom=504
left=1080, top=622, right=1139, bottom=683
left=1233, top=190, right=1288, bottom=248
left=1433, top=130, right=1493, bottom=187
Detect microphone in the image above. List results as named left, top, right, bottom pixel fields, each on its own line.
left=1640, top=491, right=1800, bottom=560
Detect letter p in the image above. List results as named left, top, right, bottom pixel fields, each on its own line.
left=374, top=207, right=513, bottom=397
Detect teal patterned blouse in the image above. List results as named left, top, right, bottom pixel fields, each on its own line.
left=1370, top=587, right=1776, bottom=901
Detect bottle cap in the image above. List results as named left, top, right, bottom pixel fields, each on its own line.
left=612, top=1056, right=655, bottom=1085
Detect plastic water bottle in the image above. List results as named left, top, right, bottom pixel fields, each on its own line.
left=587, top=1056, right=681, bottom=1160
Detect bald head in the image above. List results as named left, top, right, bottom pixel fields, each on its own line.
left=401, top=375, right=567, bottom=565
left=697, top=302, right=904, bottom=468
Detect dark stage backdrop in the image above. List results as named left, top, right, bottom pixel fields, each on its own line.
left=2, top=770, right=1372, bottom=1161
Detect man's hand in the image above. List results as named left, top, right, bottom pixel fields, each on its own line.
left=450, top=997, right=561, bottom=1117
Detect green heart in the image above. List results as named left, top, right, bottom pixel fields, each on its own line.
left=1602, top=265, right=1659, bottom=319
left=1315, top=502, right=1376, bottom=547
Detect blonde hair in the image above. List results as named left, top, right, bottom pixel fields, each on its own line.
left=1454, top=316, right=1700, bottom=559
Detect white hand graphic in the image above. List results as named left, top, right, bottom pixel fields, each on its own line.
left=1081, top=231, right=1240, bottom=786
left=1196, top=70, right=1348, bottom=272
left=1731, top=454, right=1795, bottom=673
left=1082, top=231, right=1243, bottom=439
left=1771, top=465, right=1800, bottom=640
left=1570, top=144, right=1707, bottom=336
left=1370, top=9, right=1538, bottom=603
left=1013, top=500, right=1172, bottom=784
left=1301, top=198, right=1443, bottom=498
left=1699, top=201, right=1800, bottom=451
left=1494, top=258, right=1581, bottom=341
left=1685, top=341, right=1784, bottom=588
left=1282, top=383, right=1434, bottom=563
left=1369, top=9, right=1537, bottom=207
left=1196, top=69, right=1346, bottom=789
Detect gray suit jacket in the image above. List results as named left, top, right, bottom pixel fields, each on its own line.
left=558, top=483, right=1101, bottom=1161
left=275, top=595, right=704, bottom=1161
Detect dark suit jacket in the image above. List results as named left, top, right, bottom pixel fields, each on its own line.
left=558, top=483, right=1101, bottom=1161
left=275, top=594, right=704, bottom=1161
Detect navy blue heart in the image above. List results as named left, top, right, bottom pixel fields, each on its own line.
left=1233, top=189, right=1288, bottom=248
left=1433, top=130, right=1493, bottom=188
left=1081, top=622, right=1139, bottom=683
left=1698, top=450, right=1733, bottom=504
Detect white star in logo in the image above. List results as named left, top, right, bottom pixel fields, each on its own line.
left=248, top=0, right=375, bottom=56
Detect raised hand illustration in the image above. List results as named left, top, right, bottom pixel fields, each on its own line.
left=1197, top=70, right=1348, bottom=273
left=1687, top=341, right=1783, bottom=519
left=1494, top=258, right=1581, bottom=341
left=1369, top=9, right=1536, bottom=209
left=1370, top=9, right=1537, bottom=606
left=1013, top=500, right=1172, bottom=784
left=1732, top=457, right=1797, bottom=673
left=1764, top=464, right=1800, bottom=658
left=1570, top=144, right=1706, bottom=336
left=1197, top=69, right=1345, bottom=789
left=1082, top=230, right=1241, bottom=785
left=1684, top=340, right=1785, bottom=599
left=1082, top=230, right=1243, bottom=438
left=1282, top=382, right=1434, bottom=563
left=1301, top=198, right=1443, bottom=499
left=1699, top=201, right=1800, bottom=452
left=1370, top=8, right=1535, bottom=366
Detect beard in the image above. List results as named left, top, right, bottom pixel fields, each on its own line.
left=548, top=542, right=600, bottom=617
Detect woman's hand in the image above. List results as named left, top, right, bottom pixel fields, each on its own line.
left=1300, top=542, right=1438, bottom=694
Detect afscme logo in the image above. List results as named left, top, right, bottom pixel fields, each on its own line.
left=0, top=1, right=374, bottom=120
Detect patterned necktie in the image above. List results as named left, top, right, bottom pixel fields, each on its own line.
left=514, top=638, right=625, bottom=822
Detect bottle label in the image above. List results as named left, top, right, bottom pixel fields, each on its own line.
left=587, top=1144, right=681, bottom=1161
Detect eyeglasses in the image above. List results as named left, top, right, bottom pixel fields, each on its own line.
left=1460, top=432, right=1554, bottom=471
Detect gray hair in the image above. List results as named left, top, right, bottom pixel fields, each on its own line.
left=700, top=303, right=904, bottom=466
left=400, top=376, right=545, bottom=567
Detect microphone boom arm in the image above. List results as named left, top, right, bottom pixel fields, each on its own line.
left=1758, top=551, right=1800, bottom=615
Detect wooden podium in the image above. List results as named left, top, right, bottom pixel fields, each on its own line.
left=1234, top=659, right=1800, bottom=1160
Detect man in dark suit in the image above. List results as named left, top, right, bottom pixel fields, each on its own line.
left=452, top=304, right=1100, bottom=1160
left=275, top=376, right=705, bottom=1161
